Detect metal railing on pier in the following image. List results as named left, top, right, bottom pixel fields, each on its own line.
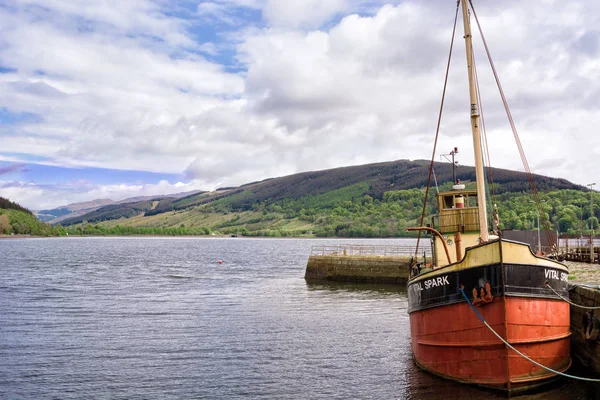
left=555, top=237, right=600, bottom=264
left=310, top=244, right=431, bottom=257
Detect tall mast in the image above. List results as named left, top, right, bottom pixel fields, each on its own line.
left=460, top=0, right=489, bottom=241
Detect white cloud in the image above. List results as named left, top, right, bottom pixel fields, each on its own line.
left=0, top=0, right=243, bottom=176
left=1, top=0, right=600, bottom=210
left=198, top=1, right=245, bottom=26
left=15, top=0, right=195, bottom=48
left=238, top=0, right=600, bottom=184
left=0, top=179, right=209, bottom=210
left=263, top=0, right=348, bottom=29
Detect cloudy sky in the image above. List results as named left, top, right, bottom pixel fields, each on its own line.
left=0, top=0, right=599, bottom=210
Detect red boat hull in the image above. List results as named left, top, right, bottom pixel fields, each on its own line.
left=407, top=240, right=572, bottom=393
left=410, top=297, right=571, bottom=391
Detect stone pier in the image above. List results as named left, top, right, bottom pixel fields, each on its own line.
left=304, top=254, right=412, bottom=284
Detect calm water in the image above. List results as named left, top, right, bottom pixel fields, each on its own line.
left=1, top=237, right=598, bottom=399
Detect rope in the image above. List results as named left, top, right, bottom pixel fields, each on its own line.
left=414, top=0, right=460, bottom=261
left=458, top=288, right=600, bottom=382
left=546, top=283, right=600, bottom=310
left=468, top=0, right=556, bottom=252
left=570, top=283, right=600, bottom=291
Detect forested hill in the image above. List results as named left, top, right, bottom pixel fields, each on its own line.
left=55, top=159, right=592, bottom=238
left=0, top=197, right=33, bottom=214
left=207, top=159, right=582, bottom=208
left=0, top=197, right=64, bottom=236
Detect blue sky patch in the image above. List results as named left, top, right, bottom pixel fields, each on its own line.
left=0, top=161, right=183, bottom=186
left=0, top=65, right=17, bottom=73
left=0, top=108, right=42, bottom=124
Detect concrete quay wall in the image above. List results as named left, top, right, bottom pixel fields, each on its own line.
left=569, top=284, right=600, bottom=375
left=304, top=254, right=412, bottom=284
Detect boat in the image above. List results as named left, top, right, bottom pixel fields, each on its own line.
left=406, top=0, right=571, bottom=394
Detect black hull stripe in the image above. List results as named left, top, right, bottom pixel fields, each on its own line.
left=407, top=263, right=569, bottom=313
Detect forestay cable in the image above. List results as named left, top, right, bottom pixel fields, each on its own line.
left=468, top=0, right=556, bottom=251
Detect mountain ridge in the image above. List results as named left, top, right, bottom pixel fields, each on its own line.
left=56, top=159, right=586, bottom=230
left=36, top=190, right=203, bottom=224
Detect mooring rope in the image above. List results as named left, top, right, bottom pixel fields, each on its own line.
left=458, top=288, right=600, bottom=382
left=570, top=283, right=600, bottom=291
left=545, top=283, right=600, bottom=310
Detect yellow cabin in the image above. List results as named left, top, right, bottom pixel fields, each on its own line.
left=431, top=189, right=484, bottom=266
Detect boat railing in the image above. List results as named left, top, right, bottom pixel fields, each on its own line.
left=310, top=244, right=431, bottom=257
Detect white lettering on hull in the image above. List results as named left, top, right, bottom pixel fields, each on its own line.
left=544, top=269, right=568, bottom=282
left=421, top=275, right=450, bottom=290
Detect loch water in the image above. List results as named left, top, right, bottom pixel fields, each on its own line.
left=1, top=237, right=598, bottom=399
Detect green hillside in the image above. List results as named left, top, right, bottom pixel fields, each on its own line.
left=0, top=197, right=65, bottom=236
left=61, top=159, right=581, bottom=227
left=55, top=160, right=596, bottom=238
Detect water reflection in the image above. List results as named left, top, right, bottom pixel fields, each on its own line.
left=305, top=280, right=407, bottom=296
left=306, top=278, right=600, bottom=400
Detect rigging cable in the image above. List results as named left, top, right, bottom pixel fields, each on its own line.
left=414, top=0, right=460, bottom=262
left=469, top=0, right=556, bottom=252
left=432, top=166, right=440, bottom=194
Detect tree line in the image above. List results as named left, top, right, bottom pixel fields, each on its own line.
left=2, top=187, right=599, bottom=238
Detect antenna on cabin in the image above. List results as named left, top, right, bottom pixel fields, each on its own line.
left=440, top=147, right=459, bottom=185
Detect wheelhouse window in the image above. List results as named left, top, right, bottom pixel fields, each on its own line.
left=441, top=193, right=478, bottom=209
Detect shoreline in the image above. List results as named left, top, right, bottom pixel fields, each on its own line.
left=0, top=234, right=420, bottom=240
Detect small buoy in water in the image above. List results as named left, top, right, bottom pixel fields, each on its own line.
left=218, top=260, right=223, bottom=264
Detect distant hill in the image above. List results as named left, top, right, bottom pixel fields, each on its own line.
left=58, top=199, right=115, bottom=212
left=135, top=159, right=584, bottom=216
left=36, top=199, right=115, bottom=223
left=204, top=159, right=582, bottom=209
left=114, top=190, right=204, bottom=204
left=57, top=159, right=587, bottom=236
left=60, top=198, right=164, bottom=226
left=40, top=190, right=203, bottom=224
